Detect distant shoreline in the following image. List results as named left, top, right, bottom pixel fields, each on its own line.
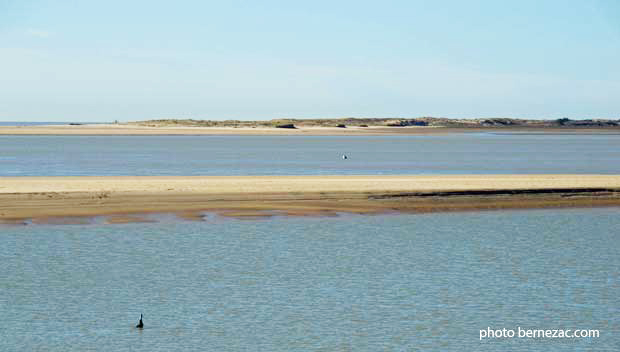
left=132, top=117, right=620, bottom=129
left=2, top=175, right=620, bottom=224
left=1, top=116, right=620, bottom=135
left=1, top=123, right=620, bottom=136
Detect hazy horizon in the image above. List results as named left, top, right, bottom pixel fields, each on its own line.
left=1, top=0, right=619, bottom=122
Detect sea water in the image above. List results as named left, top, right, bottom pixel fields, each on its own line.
left=1, top=133, right=619, bottom=350
left=0, top=209, right=619, bottom=351
left=1, top=133, right=619, bottom=176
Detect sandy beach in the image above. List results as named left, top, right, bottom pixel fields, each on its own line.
left=1, top=124, right=619, bottom=135
left=2, top=175, right=620, bottom=222
left=0, top=124, right=444, bottom=135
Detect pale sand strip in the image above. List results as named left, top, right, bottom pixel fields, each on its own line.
left=2, top=175, right=620, bottom=194
left=1, top=125, right=619, bottom=135
left=1, top=175, right=620, bottom=221
left=0, top=125, right=440, bottom=135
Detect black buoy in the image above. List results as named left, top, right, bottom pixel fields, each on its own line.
left=136, top=314, right=144, bottom=329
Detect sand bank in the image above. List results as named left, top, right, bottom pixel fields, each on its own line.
left=0, top=124, right=443, bottom=135
left=1, top=175, right=620, bottom=222
left=1, top=124, right=618, bottom=135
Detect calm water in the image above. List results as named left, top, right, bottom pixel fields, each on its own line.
left=1, top=208, right=619, bottom=351
left=1, top=133, right=619, bottom=176
left=2, top=133, right=619, bottom=350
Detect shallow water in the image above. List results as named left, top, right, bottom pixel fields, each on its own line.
left=1, top=133, right=619, bottom=176
left=1, top=208, right=619, bottom=351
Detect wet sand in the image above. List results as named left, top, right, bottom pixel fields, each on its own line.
left=1, top=175, right=620, bottom=222
left=1, top=124, right=619, bottom=135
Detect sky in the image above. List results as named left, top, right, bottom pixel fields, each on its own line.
left=0, top=0, right=619, bottom=122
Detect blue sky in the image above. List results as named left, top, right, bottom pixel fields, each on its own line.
left=1, top=0, right=619, bottom=122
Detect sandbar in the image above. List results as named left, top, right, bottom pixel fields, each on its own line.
left=1, top=175, right=620, bottom=222
left=1, top=124, right=619, bottom=136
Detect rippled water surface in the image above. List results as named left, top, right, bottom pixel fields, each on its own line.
left=1, top=208, right=619, bottom=351
left=1, top=133, right=619, bottom=175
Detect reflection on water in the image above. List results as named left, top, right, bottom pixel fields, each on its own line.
left=1, top=208, right=618, bottom=351
left=1, top=133, right=620, bottom=176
